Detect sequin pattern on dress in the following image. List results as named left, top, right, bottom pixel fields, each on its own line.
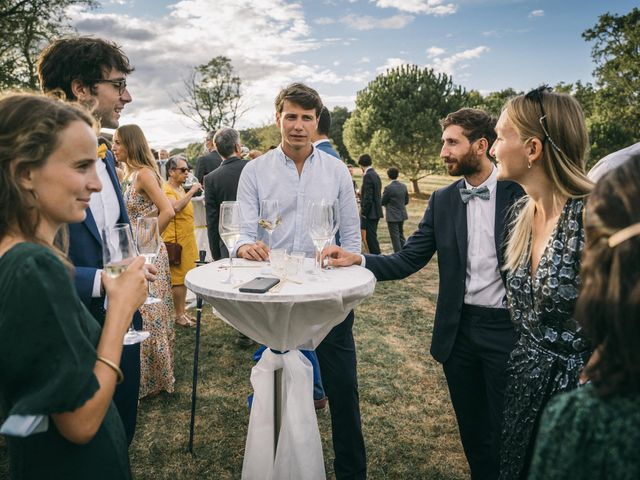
left=499, top=198, right=591, bottom=480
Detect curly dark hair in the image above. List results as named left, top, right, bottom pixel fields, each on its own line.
left=37, top=36, right=134, bottom=100
left=576, top=153, right=640, bottom=397
left=440, top=108, right=497, bottom=151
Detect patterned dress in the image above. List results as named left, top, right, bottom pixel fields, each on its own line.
left=123, top=171, right=175, bottom=398
left=499, top=198, right=591, bottom=480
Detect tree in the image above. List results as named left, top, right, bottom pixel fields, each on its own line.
left=328, top=106, right=352, bottom=163
left=343, top=64, right=468, bottom=194
left=240, top=123, right=281, bottom=152
left=0, top=0, right=96, bottom=90
left=468, top=88, right=521, bottom=117
left=583, top=8, right=640, bottom=130
left=174, top=56, right=245, bottom=132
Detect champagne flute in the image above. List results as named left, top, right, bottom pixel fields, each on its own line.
left=219, top=201, right=242, bottom=284
left=258, top=199, right=281, bottom=250
left=102, top=223, right=150, bottom=345
left=136, top=217, right=162, bottom=305
left=324, top=200, right=340, bottom=269
left=308, top=200, right=334, bottom=279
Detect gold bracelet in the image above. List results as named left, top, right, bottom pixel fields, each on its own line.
left=96, top=356, right=124, bottom=384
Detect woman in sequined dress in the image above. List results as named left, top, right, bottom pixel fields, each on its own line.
left=113, top=124, right=176, bottom=398
left=490, top=87, right=593, bottom=479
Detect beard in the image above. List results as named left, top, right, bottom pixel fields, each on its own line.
left=443, top=147, right=482, bottom=177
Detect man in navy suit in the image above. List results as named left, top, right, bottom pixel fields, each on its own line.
left=194, top=130, right=223, bottom=184
left=312, top=106, right=340, bottom=159
left=37, top=37, right=146, bottom=445
left=381, top=167, right=409, bottom=253
left=358, top=154, right=383, bottom=254
left=324, top=109, right=524, bottom=480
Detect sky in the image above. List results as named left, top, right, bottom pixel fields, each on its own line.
left=70, top=0, right=637, bottom=150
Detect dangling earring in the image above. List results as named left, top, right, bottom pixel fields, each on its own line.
left=527, top=160, right=532, bottom=169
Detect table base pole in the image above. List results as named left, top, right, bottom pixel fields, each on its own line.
left=274, top=367, right=283, bottom=458
left=188, top=295, right=204, bottom=454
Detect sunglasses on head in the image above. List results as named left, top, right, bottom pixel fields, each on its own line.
left=94, top=78, right=127, bottom=95
left=523, top=85, right=563, bottom=154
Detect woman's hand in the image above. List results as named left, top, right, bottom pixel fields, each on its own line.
left=189, top=181, right=202, bottom=195
left=102, top=256, right=148, bottom=329
left=321, top=245, right=362, bottom=267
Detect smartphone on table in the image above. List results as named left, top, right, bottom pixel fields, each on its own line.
left=238, top=277, right=280, bottom=293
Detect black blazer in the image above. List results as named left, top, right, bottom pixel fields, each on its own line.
left=381, top=180, right=409, bottom=222
left=194, top=150, right=222, bottom=184
left=204, top=156, right=249, bottom=260
left=361, top=168, right=383, bottom=220
left=365, top=178, right=524, bottom=363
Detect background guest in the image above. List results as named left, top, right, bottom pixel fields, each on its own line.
left=162, top=156, right=201, bottom=328
left=491, top=87, right=594, bottom=479
left=529, top=153, right=640, bottom=480
left=194, top=130, right=222, bottom=184
left=0, top=93, right=146, bottom=479
left=381, top=167, right=409, bottom=253
left=113, top=124, right=176, bottom=398
left=358, top=153, right=383, bottom=254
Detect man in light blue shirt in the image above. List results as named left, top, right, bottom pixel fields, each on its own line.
left=235, top=83, right=365, bottom=480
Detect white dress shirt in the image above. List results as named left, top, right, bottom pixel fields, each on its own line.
left=464, top=165, right=506, bottom=308
left=89, top=157, right=122, bottom=297
left=236, top=146, right=361, bottom=256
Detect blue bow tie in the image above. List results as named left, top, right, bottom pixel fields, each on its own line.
left=460, top=185, right=490, bottom=203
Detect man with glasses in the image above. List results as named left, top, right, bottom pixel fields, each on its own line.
left=37, top=36, right=144, bottom=446
left=324, top=108, right=524, bottom=480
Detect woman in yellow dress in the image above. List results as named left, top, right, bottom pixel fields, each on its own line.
left=162, top=156, right=201, bottom=327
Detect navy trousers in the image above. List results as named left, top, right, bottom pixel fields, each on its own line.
left=316, top=310, right=366, bottom=480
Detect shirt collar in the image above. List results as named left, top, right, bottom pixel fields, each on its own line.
left=464, top=164, right=497, bottom=193
left=312, top=139, right=329, bottom=147
left=278, top=144, right=316, bottom=165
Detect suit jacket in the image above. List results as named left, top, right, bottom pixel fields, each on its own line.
left=381, top=180, right=409, bottom=222
left=365, top=178, right=524, bottom=363
left=204, top=156, right=249, bottom=260
left=68, top=151, right=131, bottom=320
left=360, top=168, right=383, bottom=220
left=194, top=150, right=222, bottom=184
left=314, top=140, right=340, bottom=159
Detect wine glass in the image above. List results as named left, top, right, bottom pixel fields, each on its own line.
left=136, top=217, right=162, bottom=305
left=325, top=200, right=340, bottom=269
left=102, top=223, right=150, bottom=345
left=258, top=199, right=281, bottom=250
left=219, top=201, right=242, bottom=284
left=308, top=200, right=334, bottom=278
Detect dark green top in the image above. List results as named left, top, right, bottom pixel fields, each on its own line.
left=529, top=383, right=640, bottom=480
left=0, top=243, right=130, bottom=480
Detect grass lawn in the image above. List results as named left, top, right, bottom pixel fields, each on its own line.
left=0, top=173, right=469, bottom=479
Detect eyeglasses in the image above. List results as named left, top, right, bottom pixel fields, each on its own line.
left=524, top=85, right=562, bottom=154
left=94, top=78, right=128, bottom=95
left=172, top=167, right=189, bottom=173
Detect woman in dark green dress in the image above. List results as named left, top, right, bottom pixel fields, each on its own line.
left=490, top=87, right=594, bottom=479
left=529, top=154, right=640, bottom=480
left=0, top=94, right=147, bottom=479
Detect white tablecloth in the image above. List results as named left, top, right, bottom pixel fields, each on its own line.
left=191, top=196, right=212, bottom=262
left=185, top=258, right=376, bottom=480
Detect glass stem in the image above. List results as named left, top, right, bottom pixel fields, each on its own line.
left=315, top=247, right=322, bottom=274
left=227, top=256, right=234, bottom=282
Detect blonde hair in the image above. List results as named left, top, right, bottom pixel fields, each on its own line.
left=504, top=91, right=593, bottom=271
left=114, top=124, right=162, bottom=186
left=0, top=92, right=95, bottom=267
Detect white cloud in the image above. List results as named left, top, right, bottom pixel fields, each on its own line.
left=426, top=46, right=489, bottom=75
left=66, top=0, right=329, bottom=146
left=373, top=0, right=458, bottom=16
left=315, top=17, right=336, bottom=25
left=359, top=56, right=371, bottom=63
left=342, top=13, right=414, bottom=30
left=529, top=9, right=544, bottom=18
left=376, top=57, right=408, bottom=73
left=426, top=46, right=445, bottom=57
